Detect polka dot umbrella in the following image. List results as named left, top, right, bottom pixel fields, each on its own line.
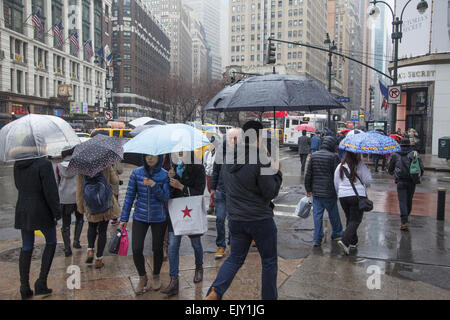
left=68, top=135, right=126, bottom=177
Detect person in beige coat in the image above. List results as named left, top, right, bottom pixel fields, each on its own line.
left=76, top=166, right=121, bottom=268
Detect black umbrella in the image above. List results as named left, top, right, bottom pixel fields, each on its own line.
left=204, top=74, right=345, bottom=113
left=68, top=135, right=125, bottom=177
left=122, top=153, right=143, bottom=167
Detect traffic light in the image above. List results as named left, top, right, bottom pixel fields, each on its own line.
left=332, top=114, right=341, bottom=121
left=302, top=117, right=310, bottom=122
left=267, top=40, right=276, bottom=64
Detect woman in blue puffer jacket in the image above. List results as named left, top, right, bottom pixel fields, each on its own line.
left=119, top=154, right=170, bottom=295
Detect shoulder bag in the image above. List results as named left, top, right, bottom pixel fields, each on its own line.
left=342, top=166, right=373, bottom=212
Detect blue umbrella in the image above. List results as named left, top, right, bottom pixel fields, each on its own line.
left=339, top=131, right=400, bottom=155
left=123, top=123, right=210, bottom=156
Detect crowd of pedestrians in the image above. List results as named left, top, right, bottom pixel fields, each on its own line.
left=11, top=121, right=425, bottom=301
left=300, top=126, right=424, bottom=255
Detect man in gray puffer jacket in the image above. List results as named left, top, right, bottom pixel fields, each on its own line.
left=304, top=136, right=343, bottom=246
left=56, top=146, right=84, bottom=257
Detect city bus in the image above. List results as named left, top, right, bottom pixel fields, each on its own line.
left=283, top=114, right=328, bottom=149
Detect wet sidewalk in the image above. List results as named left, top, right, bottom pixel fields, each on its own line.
left=0, top=217, right=303, bottom=300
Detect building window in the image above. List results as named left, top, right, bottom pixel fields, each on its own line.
left=124, top=86, right=131, bottom=93
left=8, top=0, right=24, bottom=34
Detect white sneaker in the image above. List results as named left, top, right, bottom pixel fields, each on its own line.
left=338, top=240, right=350, bottom=255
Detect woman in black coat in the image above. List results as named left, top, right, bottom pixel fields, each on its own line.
left=161, top=151, right=206, bottom=297
left=14, top=141, right=61, bottom=300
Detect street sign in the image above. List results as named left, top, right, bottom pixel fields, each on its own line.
left=105, top=110, right=113, bottom=120
left=388, top=86, right=402, bottom=104
left=337, top=96, right=350, bottom=103
left=105, top=90, right=112, bottom=99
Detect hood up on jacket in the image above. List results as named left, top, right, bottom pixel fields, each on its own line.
left=321, top=136, right=337, bottom=153
left=14, top=158, right=39, bottom=169
left=398, top=145, right=415, bottom=157
left=142, top=154, right=164, bottom=177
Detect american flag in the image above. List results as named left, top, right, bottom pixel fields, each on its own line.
left=53, top=22, right=64, bottom=47
left=70, top=31, right=80, bottom=54
left=85, top=40, right=94, bottom=59
left=379, top=80, right=390, bottom=111
left=32, top=9, right=42, bottom=36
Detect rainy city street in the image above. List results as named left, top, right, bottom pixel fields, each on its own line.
left=1, top=146, right=450, bottom=300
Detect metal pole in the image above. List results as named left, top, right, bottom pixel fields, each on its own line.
left=437, top=188, right=446, bottom=221
left=328, top=49, right=332, bottom=131
left=391, top=18, right=401, bottom=134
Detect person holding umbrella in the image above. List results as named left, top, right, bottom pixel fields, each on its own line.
left=70, top=135, right=125, bottom=269
left=0, top=114, right=82, bottom=300
left=119, top=154, right=170, bottom=294
left=13, top=135, right=61, bottom=299
left=297, top=130, right=311, bottom=173
left=334, top=151, right=372, bottom=255
left=161, top=151, right=206, bottom=296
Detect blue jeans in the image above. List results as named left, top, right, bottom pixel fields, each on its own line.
left=21, top=227, right=57, bottom=252
left=168, top=232, right=203, bottom=278
left=215, top=191, right=230, bottom=248
left=208, top=218, right=278, bottom=300
left=313, top=197, right=343, bottom=244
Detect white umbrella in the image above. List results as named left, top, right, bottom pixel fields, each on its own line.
left=346, top=129, right=364, bottom=136
left=128, top=117, right=166, bottom=128
left=0, top=114, right=81, bottom=162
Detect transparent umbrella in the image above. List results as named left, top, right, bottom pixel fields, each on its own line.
left=0, top=114, right=81, bottom=162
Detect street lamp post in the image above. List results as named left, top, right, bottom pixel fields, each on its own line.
left=324, top=33, right=337, bottom=131
left=94, top=54, right=121, bottom=121
left=368, top=0, right=429, bottom=133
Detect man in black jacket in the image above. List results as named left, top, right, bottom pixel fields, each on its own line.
left=388, top=138, right=424, bottom=231
left=205, top=121, right=282, bottom=300
left=305, top=136, right=343, bottom=246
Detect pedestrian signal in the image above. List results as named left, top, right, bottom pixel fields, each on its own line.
left=303, top=117, right=310, bottom=122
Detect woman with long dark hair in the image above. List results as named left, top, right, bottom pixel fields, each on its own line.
left=333, top=151, right=372, bottom=255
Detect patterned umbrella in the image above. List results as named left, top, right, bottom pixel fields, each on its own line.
left=68, top=135, right=125, bottom=177
left=295, top=124, right=316, bottom=132
left=339, top=131, right=400, bottom=155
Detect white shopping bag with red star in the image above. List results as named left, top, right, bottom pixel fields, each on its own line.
left=168, top=195, right=208, bottom=236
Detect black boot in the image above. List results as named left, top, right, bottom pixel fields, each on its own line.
left=193, top=265, right=203, bottom=283
left=34, top=243, right=56, bottom=298
left=161, top=277, right=179, bottom=296
left=19, top=250, right=34, bottom=300
left=73, top=219, right=83, bottom=249
left=61, top=227, right=72, bottom=257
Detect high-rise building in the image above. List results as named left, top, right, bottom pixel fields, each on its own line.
left=184, top=0, right=222, bottom=80
left=228, top=0, right=328, bottom=86
left=0, top=0, right=112, bottom=126
left=185, top=5, right=210, bottom=84
left=147, top=0, right=193, bottom=83
left=111, top=0, right=171, bottom=121
left=371, top=4, right=390, bottom=122
left=328, top=0, right=364, bottom=115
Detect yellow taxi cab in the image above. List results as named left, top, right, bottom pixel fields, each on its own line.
left=89, top=128, right=132, bottom=139
left=263, top=128, right=284, bottom=145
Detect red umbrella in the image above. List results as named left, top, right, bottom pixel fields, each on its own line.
left=295, top=124, right=316, bottom=132
left=340, top=128, right=351, bottom=134
left=389, top=134, right=402, bottom=142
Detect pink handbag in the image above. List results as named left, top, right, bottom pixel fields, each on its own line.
left=118, top=228, right=129, bottom=256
